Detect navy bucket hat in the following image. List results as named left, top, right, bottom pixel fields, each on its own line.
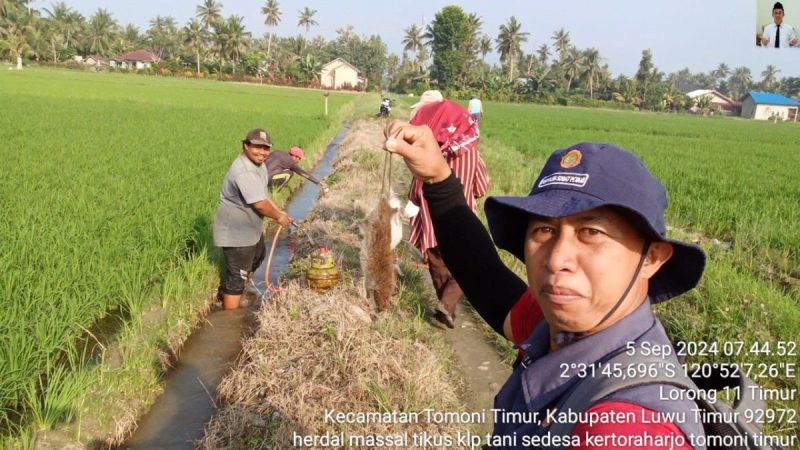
left=485, top=142, right=705, bottom=303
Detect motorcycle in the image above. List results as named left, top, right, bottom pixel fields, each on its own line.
left=378, top=98, right=392, bottom=118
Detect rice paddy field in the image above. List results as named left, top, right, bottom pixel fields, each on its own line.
left=0, top=68, right=354, bottom=443
left=2, top=68, right=798, bottom=444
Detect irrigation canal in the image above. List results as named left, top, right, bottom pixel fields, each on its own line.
left=125, top=124, right=350, bottom=449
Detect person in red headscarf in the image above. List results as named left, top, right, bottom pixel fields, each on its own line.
left=405, top=92, right=489, bottom=328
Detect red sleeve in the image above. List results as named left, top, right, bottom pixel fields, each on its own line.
left=509, top=289, right=543, bottom=346
left=570, top=402, right=692, bottom=450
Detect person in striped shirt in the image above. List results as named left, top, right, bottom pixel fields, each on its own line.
left=405, top=92, right=489, bottom=328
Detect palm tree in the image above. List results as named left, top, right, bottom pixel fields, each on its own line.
left=711, top=62, right=730, bottom=88
left=86, top=8, right=118, bottom=56
left=479, top=34, right=491, bottom=62
left=761, top=64, right=780, bottom=90
left=184, top=18, right=207, bottom=72
left=111, top=24, right=143, bottom=55
left=196, top=0, right=222, bottom=31
left=551, top=27, right=570, bottom=62
left=728, top=66, right=752, bottom=99
left=223, top=15, right=250, bottom=72
left=297, top=7, right=317, bottom=38
left=261, top=0, right=280, bottom=60
left=147, top=15, right=179, bottom=60
left=402, top=24, right=423, bottom=71
left=43, top=1, right=72, bottom=62
left=562, top=46, right=584, bottom=92
left=210, top=17, right=228, bottom=68
left=0, top=7, right=34, bottom=68
left=536, top=43, right=550, bottom=69
left=495, top=16, right=528, bottom=81
left=582, top=48, right=603, bottom=98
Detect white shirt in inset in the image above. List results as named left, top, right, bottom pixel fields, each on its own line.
left=761, top=22, right=798, bottom=48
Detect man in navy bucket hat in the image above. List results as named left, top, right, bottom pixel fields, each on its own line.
left=384, top=122, right=709, bottom=448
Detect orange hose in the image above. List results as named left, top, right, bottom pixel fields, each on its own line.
left=265, top=224, right=283, bottom=293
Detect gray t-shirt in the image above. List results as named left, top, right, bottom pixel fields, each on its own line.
left=213, top=153, right=270, bottom=247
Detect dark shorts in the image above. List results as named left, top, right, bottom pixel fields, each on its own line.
left=219, top=234, right=266, bottom=295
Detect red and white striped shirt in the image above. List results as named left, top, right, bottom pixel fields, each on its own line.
left=408, top=100, right=489, bottom=254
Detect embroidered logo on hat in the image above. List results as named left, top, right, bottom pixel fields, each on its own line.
left=259, top=131, right=267, bottom=140
left=560, top=149, right=582, bottom=168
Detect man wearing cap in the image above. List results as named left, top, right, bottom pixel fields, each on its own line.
left=265, top=146, right=328, bottom=192
left=213, top=128, right=294, bottom=310
left=760, top=2, right=798, bottom=48
left=405, top=92, right=489, bottom=329
left=384, top=122, right=706, bottom=448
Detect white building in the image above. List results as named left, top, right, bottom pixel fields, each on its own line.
left=320, top=58, right=366, bottom=90
left=741, top=91, right=800, bottom=121
left=113, top=50, right=160, bottom=70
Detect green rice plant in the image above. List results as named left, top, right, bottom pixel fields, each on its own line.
left=0, top=68, right=355, bottom=441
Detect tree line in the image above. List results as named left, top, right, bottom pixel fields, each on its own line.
left=2, top=1, right=798, bottom=110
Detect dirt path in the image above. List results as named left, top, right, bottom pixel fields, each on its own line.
left=437, top=303, right=511, bottom=434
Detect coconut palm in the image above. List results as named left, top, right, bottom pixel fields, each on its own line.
left=184, top=18, right=207, bottom=72
left=582, top=48, right=603, bottom=98
left=297, top=7, right=317, bottom=38
left=223, top=15, right=250, bottom=72
left=261, top=0, right=280, bottom=60
left=196, top=0, right=222, bottom=31
left=110, top=27, right=137, bottom=56
left=562, top=46, right=584, bottom=92
left=761, top=64, right=780, bottom=90
left=402, top=23, right=423, bottom=71
left=551, top=27, right=570, bottom=61
left=86, top=8, right=118, bottom=56
left=711, top=62, right=730, bottom=87
left=42, top=1, right=74, bottom=62
left=147, top=15, right=179, bottom=60
left=0, top=7, right=34, bottom=68
left=479, top=34, right=491, bottom=61
left=536, top=43, right=550, bottom=69
left=495, top=16, right=528, bottom=81
left=728, top=66, right=752, bottom=99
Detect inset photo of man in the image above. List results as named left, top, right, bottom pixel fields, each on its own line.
left=757, top=0, right=799, bottom=47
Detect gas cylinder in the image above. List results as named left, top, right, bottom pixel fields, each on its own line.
left=306, top=247, right=340, bottom=291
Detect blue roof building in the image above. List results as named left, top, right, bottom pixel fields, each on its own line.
left=741, top=91, right=800, bottom=121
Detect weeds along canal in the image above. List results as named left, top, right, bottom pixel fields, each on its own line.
left=124, top=124, right=350, bottom=449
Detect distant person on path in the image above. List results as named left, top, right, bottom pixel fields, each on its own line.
left=213, top=128, right=293, bottom=310
left=266, top=146, right=328, bottom=192
left=405, top=91, right=489, bottom=328
left=383, top=122, right=708, bottom=446
left=468, top=94, right=484, bottom=123
left=760, top=2, right=798, bottom=47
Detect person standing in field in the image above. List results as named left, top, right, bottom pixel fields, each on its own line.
left=468, top=94, right=484, bottom=123
left=213, top=128, right=293, bottom=310
left=405, top=91, right=489, bottom=328
left=265, top=146, right=329, bottom=192
left=384, top=122, right=710, bottom=447
left=760, top=2, right=798, bottom=47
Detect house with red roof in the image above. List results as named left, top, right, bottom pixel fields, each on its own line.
left=113, top=50, right=160, bottom=70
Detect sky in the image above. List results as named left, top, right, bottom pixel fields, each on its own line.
left=32, top=0, right=800, bottom=79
